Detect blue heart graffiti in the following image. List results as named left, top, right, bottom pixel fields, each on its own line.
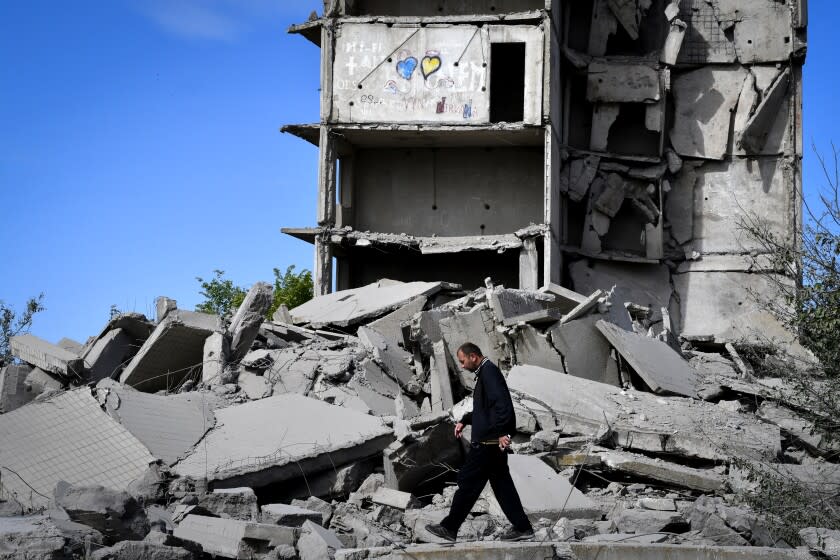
left=396, top=57, right=418, bottom=80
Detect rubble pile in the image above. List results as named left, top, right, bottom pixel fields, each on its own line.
left=1, top=278, right=836, bottom=560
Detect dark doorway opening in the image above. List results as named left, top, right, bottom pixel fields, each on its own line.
left=490, top=43, right=526, bottom=123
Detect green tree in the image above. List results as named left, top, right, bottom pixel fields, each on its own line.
left=268, top=265, right=313, bottom=318
left=195, top=270, right=247, bottom=317
left=0, top=294, right=46, bottom=367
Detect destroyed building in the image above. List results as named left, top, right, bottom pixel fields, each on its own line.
left=3, top=2, right=836, bottom=560
left=282, top=0, right=807, bottom=347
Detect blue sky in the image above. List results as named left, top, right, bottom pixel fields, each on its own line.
left=0, top=1, right=837, bottom=345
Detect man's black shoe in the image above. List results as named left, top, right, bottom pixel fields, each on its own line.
left=500, top=527, right=535, bottom=541
left=425, top=523, right=456, bottom=542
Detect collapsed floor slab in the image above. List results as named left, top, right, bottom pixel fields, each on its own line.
left=9, top=333, right=84, bottom=379
left=173, top=393, right=394, bottom=489
left=290, top=279, right=444, bottom=328
left=0, top=389, right=155, bottom=510
left=507, top=365, right=780, bottom=461
left=119, top=310, right=223, bottom=392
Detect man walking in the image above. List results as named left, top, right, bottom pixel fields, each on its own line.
left=425, top=342, right=534, bottom=542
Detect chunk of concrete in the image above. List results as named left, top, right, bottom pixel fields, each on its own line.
left=370, top=487, right=415, bottom=510
left=739, top=68, right=792, bottom=154
left=439, top=305, right=509, bottom=374
left=714, top=0, right=793, bottom=64
left=638, top=498, right=677, bottom=511
left=429, top=341, right=454, bottom=412
left=238, top=371, right=271, bottom=400
left=23, top=366, right=63, bottom=395
left=368, top=295, right=427, bottom=350
left=590, top=104, right=621, bottom=152
left=57, top=337, right=84, bottom=355
left=120, top=310, right=223, bottom=392
left=291, top=280, right=443, bottom=328
left=83, top=328, right=134, bottom=382
left=660, top=18, right=687, bottom=65
left=488, top=288, right=558, bottom=326
left=671, top=66, right=749, bottom=160
left=608, top=0, right=652, bottom=40
left=173, top=394, right=393, bottom=489
left=10, top=333, right=84, bottom=378
left=559, top=290, right=604, bottom=325
left=199, top=487, right=259, bottom=521
left=97, top=379, right=217, bottom=466
left=507, top=364, right=781, bottom=461
left=539, top=283, right=588, bottom=314
left=265, top=348, right=319, bottom=395
left=173, top=515, right=294, bottom=559
left=800, top=527, right=840, bottom=559
left=383, top=422, right=462, bottom=494
left=596, top=320, right=699, bottom=397
left=90, top=540, right=195, bottom=560
left=228, top=282, right=273, bottom=361
left=261, top=503, right=322, bottom=526
left=0, top=514, right=103, bottom=559
left=757, top=401, right=831, bottom=453
left=155, top=297, right=177, bottom=323
left=549, top=315, right=618, bottom=386
left=665, top=162, right=698, bottom=245
left=292, top=496, right=333, bottom=526
left=567, top=542, right=811, bottom=560
left=0, top=389, right=155, bottom=510
left=0, top=364, right=34, bottom=413
left=201, top=331, right=228, bottom=386
left=566, top=156, right=601, bottom=202
left=610, top=503, right=685, bottom=535
left=298, top=520, right=344, bottom=560
left=587, top=62, right=660, bottom=103
left=596, top=449, right=724, bottom=493
left=513, top=326, right=567, bottom=373
left=593, top=174, right=626, bottom=218
left=358, top=326, right=414, bottom=389
left=481, top=454, right=599, bottom=521
left=54, top=481, right=149, bottom=543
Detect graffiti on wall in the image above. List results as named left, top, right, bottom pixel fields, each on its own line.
left=333, top=25, right=489, bottom=123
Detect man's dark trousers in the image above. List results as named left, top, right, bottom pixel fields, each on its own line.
left=440, top=443, right=531, bottom=533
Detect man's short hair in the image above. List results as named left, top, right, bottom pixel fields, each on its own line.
left=457, top=342, right=483, bottom=357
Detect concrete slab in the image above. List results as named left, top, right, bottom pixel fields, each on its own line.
left=507, top=365, right=781, bottom=461
left=0, top=389, right=155, bottom=510
left=260, top=503, right=322, bottom=526
left=23, top=366, right=63, bottom=395
left=238, top=371, right=272, bottom=400
left=291, top=280, right=442, bottom=328
left=481, top=454, right=598, bottom=521
left=570, top=261, right=672, bottom=323
left=119, top=310, right=223, bottom=392
left=513, top=326, right=567, bottom=373
left=488, top=288, right=557, bottom=325
left=539, top=283, right=588, bottom=314
left=595, top=449, right=724, bottom=493
left=671, top=66, right=749, bottom=160
left=587, top=61, right=660, bottom=103
left=265, top=348, right=319, bottom=395
left=439, top=305, right=509, bottom=374
left=227, top=281, right=273, bottom=361
left=596, top=320, right=699, bottom=397
left=173, top=393, right=393, bottom=489
left=298, top=519, right=344, bottom=560
left=96, top=379, right=218, bottom=465
left=57, top=337, right=84, bottom=355
left=0, top=364, right=34, bottom=413
left=377, top=541, right=560, bottom=559
left=201, top=331, right=228, bottom=385
left=549, top=315, right=618, bottom=386
left=82, top=328, right=133, bottom=382
left=358, top=326, right=415, bottom=389
left=430, top=341, right=455, bottom=412
left=9, top=333, right=84, bottom=378
left=368, top=296, right=427, bottom=350
left=370, top=487, right=415, bottom=510
left=559, top=290, right=604, bottom=324
left=568, top=542, right=811, bottom=560
left=173, top=514, right=294, bottom=559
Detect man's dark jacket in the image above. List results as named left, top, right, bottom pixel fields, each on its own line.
left=459, top=359, right=517, bottom=444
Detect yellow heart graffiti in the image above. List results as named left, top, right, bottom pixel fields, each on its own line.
left=421, top=55, right=442, bottom=79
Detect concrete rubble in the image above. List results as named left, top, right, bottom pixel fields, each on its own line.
left=0, top=1, right=823, bottom=557
left=1, top=269, right=834, bottom=559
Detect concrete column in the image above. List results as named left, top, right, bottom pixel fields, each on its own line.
left=317, top=126, right=337, bottom=227
left=519, top=238, right=539, bottom=291
left=314, top=235, right=333, bottom=297
left=544, top=124, right=563, bottom=286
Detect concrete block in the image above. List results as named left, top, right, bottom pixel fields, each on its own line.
left=54, top=480, right=149, bottom=543
left=439, top=305, right=509, bottom=375
left=10, top=333, right=84, bottom=378
left=23, top=366, right=63, bottom=395
left=596, top=320, right=699, bottom=397
left=238, top=371, right=271, bottom=400
left=83, top=328, right=134, bottom=382
left=291, top=280, right=443, bottom=328
left=358, top=326, right=414, bottom=389
left=199, top=487, right=259, bottom=522
left=173, top=515, right=294, bottom=559
left=370, top=487, right=415, bottom=510
left=670, top=66, right=748, bottom=160
left=173, top=394, right=393, bottom=489
left=549, top=315, right=617, bottom=386
left=120, top=310, right=223, bottom=392
left=90, top=540, right=195, bottom=560
left=298, top=519, right=344, bottom=560
left=228, top=281, right=273, bottom=361
left=383, top=422, right=462, bottom=494
left=0, top=389, right=155, bottom=510
left=261, top=503, right=322, bottom=526
left=539, top=283, right=587, bottom=314
left=57, top=337, right=84, bottom=355
left=610, top=506, right=685, bottom=535
left=0, top=364, right=34, bottom=413
left=0, top=514, right=101, bottom=559
left=266, top=348, right=319, bottom=395
left=488, top=288, right=557, bottom=325
left=97, top=379, right=217, bottom=466
left=800, top=527, right=840, bottom=559
left=596, top=449, right=724, bottom=493
left=480, top=454, right=598, bottom=521
left=507, top=365, right=781, bottom=461
left=368, top=296, right=427, bottom=350
left=155, top=296, right=177, bottom=323
left=513, top=326, right=567, bottom=373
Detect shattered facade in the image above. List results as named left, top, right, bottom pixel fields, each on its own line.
left=283, top=0, right=806, bottom=346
